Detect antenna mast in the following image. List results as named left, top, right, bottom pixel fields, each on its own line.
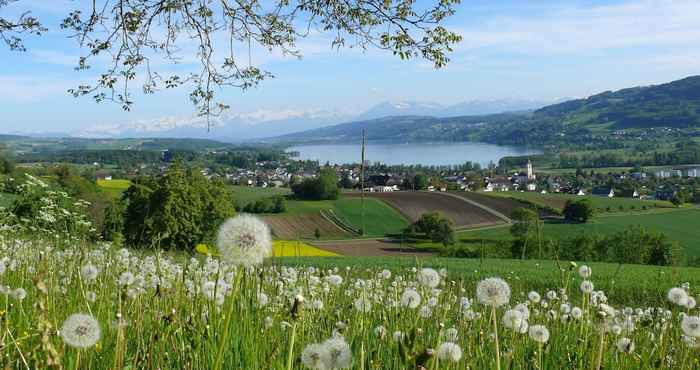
left=360, top=129, right=366, bottom=236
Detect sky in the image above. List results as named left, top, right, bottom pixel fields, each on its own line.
left=2, top=0, right=700, bottom=134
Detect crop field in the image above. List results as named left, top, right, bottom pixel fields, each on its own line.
left=488, top=191, right=673, bottom=213
left=332, top=198, right=409, bottom=236
left=448, top=191, right=558, bottom=218
left=272, top=240, right=339, bottom=256
left=96, top=179, right=132, bottom=197
left=348, top=192, right=503, bottom=229
left=230, top=185, right=290, bottom=207
left=460, top=208, right=700, bottom=256
left=263, top=213, right=351, bottom=239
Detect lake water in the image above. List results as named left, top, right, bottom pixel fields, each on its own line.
left=288, top=142, right=541, bottom=167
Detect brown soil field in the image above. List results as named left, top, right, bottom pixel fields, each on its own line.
left=346, top=191, right=503, bottom=229
left=313, top=239, right=436, bottom=257
left=263, top=213, right=350, bottom=239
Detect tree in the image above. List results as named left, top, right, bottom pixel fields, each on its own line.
left=407, top=212, right=455, bottom=246
left=122, top=160, right=235, bottom=250
left=339, top=174, right=354, bottom=189
left=292, top=168, right=339, bottom=200
left=413, top=174, right=429, bottom=190
left=563, top=199, right=594, bottom=223
left=2, top=0, right=460, bottom=120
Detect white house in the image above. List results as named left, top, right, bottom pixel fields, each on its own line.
left=576, top=189, right=586, bottom=196
left=526, top=183, right=537, bottom=192
left=372, top=186, right=395, bottom=192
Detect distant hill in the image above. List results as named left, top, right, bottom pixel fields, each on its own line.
left=267, top=76, right=700, bottom=145
left=355, top=99, right=552, bottom=121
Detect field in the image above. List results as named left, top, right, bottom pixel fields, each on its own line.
left=272, top=240, right=339, bottom=256
left=96, top=179, right=132, bottom=197
left=347, top=192, right=504, bottom=229
left=261, top=197, right=409, bottom=238
left=230, top=185, right=290, bottom=207
left=263, top=212, right=351, bottom=239
left=3, top=237, right=700, bottom=370
left=487, top=191, right=673, bottom=213
left=460, top=208, right=700, bottom=256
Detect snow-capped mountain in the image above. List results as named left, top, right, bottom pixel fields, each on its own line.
left=57, top=98, right=557, bottom=140
left=74, top=109, right=354, bottom=141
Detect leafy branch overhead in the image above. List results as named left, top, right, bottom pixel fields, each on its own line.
left=1, top=0, right=461, bottom=122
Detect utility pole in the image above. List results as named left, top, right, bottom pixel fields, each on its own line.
left=360, top=129, right=366, bottom=236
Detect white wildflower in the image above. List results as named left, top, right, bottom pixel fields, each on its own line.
left=436, top=342, right=462, bottom=362
left=216, top=215, right=272, bottom=266
left=476, top=277, right=510, bottom=307
left=528, top=325, right=550, bottom=343
left=60, top=313, right=101, bottom=348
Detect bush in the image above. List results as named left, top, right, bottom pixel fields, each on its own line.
left=563, top=198, right=594, bottom=223
left=243, top=196, right=287, bottom=214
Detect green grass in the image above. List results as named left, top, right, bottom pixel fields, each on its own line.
left=96, top=179, right=132, bottom=197
left=283, top=197, right=409, bottom=237
left=460, top=208, right=700, bottom=256
left=488, top=191, right=673, bottom=213
left=230, top=185, right=290, bottom=207
left=274, top=256, right=700, bottom=305
left=332, top=198, right=409, bottom=236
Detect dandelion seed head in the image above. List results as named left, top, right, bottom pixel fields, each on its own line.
left=667, top=287, right=689, bottom=306
left=417, top=268, right=441, bottom=288
left=528, top=324, right=550, bottom=343
left=401, top=289, right=421, bottom=309
left=681, top=315, right=700, bottom=338
left=616, top=337, right=635, bottom=354
left=320, top=337, right=352, bottom=369
left=60, top=313, right=101, bottom=348
left=216, top=215, right=272, bottom=266
left=476, top=277, right=510, bottom=307
left=437, top=342, right=462, bottom=362
left=580, top=280, right=594, bottom=294
left=578, top=265, right=592, bottom=279
left=301, top=343, right=327, bottom=369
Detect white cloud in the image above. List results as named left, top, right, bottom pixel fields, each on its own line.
left=454, top=0, right=700, bottom=55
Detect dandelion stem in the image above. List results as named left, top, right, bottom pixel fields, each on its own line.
left=286, top=322, right=297, bottom=370
left=595, top=324, right=606, bottom=370
left=213, top=269, right=243, bottom=370
left=491, top=305, right=501, bottom=370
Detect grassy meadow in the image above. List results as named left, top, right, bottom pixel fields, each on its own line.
left=2, top=237, right=699, bottom=370
left=96, top=179, right=132, bottom=197
left=458, top=208, right=700, bottom=256
left=488, top=191, right=673, bottom=214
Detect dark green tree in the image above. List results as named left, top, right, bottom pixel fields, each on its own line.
left=563, top=199, right=595, bottom=223
left=413, top=174, right=429, bottom=190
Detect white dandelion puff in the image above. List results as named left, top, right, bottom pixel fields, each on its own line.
left=667, top=287, right=689, bottom=306
left=681, top=315, right=700, bottom=338
left=436, top=342, right=462, bottom=362
left=580, top=280, right=594, bottom=294
left=320, top=337, right=352, bottom=369
left=476, top=277, right=510, bottom=307
left=528, top=291, right=541, bottom=303
left=578, top=265, right=592, bottom=279
left=616, top=337, right=635, bottom=354
left=401, top=289, right=421, bottom=309
left=216, top=215, right=272, bottom=266
left=417, top=268, right=441, bottom=288
left=301, top=343, right=327, bottom=369
left=60, top=313, right=101, bottom=348
left=528, top=324, right=550, bottom=343
left=502, top=309, right=525, bottom=331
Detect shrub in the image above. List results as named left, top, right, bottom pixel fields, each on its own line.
left=563, top=198, right=594, bottom=223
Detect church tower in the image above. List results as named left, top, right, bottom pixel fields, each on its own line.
left=527, top=159, right=535, bottom=180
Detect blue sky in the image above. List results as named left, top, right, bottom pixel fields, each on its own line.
left=2, top=0, right=700, bottom=133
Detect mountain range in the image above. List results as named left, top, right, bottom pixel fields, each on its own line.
left=268, top=75, right=700, bottom=145
left=9, top=99, right=554, bottom=141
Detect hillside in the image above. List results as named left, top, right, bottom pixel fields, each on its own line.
left=268, top=76, right=700, bottom=146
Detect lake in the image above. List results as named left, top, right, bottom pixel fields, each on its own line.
left=288, top=142, right=541, bottom=167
